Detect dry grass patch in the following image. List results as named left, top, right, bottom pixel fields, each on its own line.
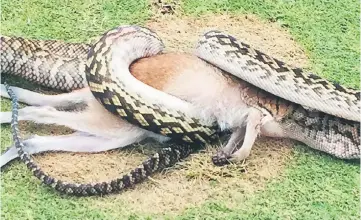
left=146, top=13, right=309, bottom=68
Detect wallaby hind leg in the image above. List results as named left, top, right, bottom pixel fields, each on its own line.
left=0, top=104, right=132, bottom=139
left=0, top=84, right=92, bottom=108
left=1, top=130, right=148, bottom=168
left=0, top=84, right=152, bottom=140
left=1, top=105, right=89, bottom=128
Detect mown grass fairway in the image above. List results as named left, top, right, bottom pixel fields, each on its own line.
left=1, top=0, right=360, bottom=219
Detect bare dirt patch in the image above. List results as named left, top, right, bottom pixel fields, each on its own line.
left=146, top=13, right=309, bottom=68
left=13, top=13, right=309, bottom=215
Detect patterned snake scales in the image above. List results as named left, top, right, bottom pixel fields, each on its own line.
left=2, top=25, right=360, bottom=196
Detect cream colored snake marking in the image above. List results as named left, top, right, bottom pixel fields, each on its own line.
left=2, top=25, right=360, bottom=196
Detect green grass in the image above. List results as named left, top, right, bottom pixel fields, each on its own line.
left=182, top=0, right=360, bottom=89
left=177, top=148, right=360, bottom=219
left=1, top=0, right=151, bottom=42
left=1, top=0, right=360, bottom=219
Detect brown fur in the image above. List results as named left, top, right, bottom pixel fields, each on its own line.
left=130, top=52, right=202, bottom=90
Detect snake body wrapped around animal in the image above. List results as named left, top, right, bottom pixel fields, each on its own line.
left=1, top=25, right=360, bottom=196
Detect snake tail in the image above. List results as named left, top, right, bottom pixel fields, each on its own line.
left=5, top=82, right=194, bottom=196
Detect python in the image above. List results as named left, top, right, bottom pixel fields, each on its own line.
left=1, top=25, right=359, bottom=196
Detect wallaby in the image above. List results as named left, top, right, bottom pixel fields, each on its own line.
left=1, top=52, right=277, bottom=167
